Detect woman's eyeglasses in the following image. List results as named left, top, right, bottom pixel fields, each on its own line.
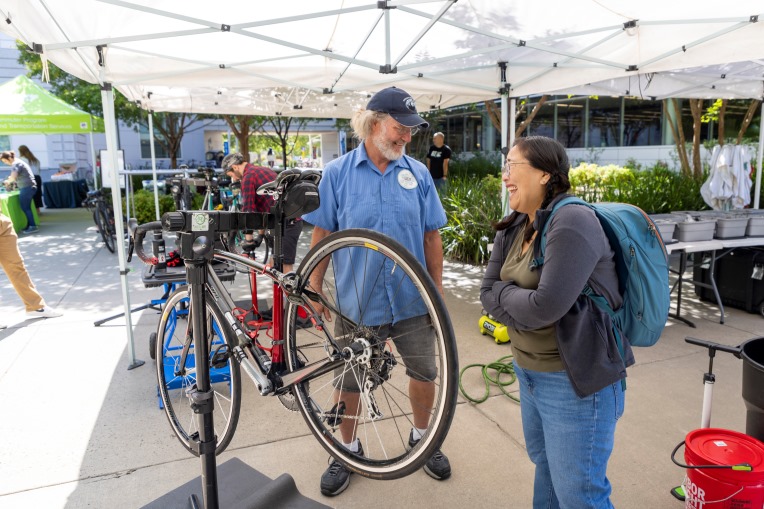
left=502, top=160, right=531, bottom=175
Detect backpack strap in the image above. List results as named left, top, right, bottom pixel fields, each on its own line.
left=532, top=195, right=588, bottom=269
left=533, top=196, right=628, bottom=369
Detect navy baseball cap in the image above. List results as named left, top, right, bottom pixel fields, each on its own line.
left=366, top=87, right=429, bottom=128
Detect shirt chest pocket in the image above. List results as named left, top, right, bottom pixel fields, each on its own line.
left=389, top=187, right=423, bottom=227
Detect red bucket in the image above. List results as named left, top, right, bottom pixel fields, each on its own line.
left=683, top=428, right=764, bottom=508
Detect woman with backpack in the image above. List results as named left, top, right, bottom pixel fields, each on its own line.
left=480, top=136, right=632, bottom=509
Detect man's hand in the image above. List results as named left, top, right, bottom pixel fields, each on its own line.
left=241, top=233, right=263, bottom=253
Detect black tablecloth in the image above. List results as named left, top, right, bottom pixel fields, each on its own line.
left=43, top=179, right=89, bottom=208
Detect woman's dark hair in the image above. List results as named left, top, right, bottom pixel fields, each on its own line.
left=494, top=136, right=572, bottom=232
left=1, top=150, right=16, bottom=161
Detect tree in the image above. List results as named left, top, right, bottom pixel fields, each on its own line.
left=485, top=95, right=549, bottom=146
left=665, top=98, right=708, bottom=178
left=149, top=112, right=217, bottom=169
left=221, top=115, right=267, bottom=163
left=256, top=115, right=310, bottom=169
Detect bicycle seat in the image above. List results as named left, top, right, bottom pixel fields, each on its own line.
left=256, top=169, right=303, bottom=196
left=86, top=189, right=103, bottom=198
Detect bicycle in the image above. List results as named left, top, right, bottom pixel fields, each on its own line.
left=128, top=169, right=458, bottom=490
left=82, top=189, right=117, bottom=253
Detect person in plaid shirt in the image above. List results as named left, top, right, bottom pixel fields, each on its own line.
left=221, top=153, right=303, bottom=274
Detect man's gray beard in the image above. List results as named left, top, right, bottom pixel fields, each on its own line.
left=372, top=129, right=405, bottom=162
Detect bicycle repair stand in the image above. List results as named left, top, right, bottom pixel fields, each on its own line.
left=94, top=230, right=171, bottom=327
left=162, top=209, right=276, bottom=509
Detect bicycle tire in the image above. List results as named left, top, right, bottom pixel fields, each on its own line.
left=285, top=228, right=458, bottom=480
left=155, top=287, right=242, bottom=456
left=95, top=205, right=116, bottom=253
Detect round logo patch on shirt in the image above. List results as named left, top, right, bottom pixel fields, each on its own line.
left=398, top=169, right=418, bottom=190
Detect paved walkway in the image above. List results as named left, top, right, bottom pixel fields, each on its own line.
left=1, top=208, right=762, bottom=508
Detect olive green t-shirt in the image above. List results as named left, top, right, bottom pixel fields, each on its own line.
left=499, top=231, right=563, bottom=372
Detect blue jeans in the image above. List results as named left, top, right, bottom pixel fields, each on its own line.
left=19, top=186, right=36, bottom=228
left=514, top=361, right=624, bottom=509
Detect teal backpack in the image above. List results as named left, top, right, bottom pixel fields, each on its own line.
left=533, top=197, right=670, bottom=352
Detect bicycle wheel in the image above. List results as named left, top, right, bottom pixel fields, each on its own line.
left=95, top=205, right=116, bottom=253
left=285, top=228, right=458, bottom=480
left=155, top=287, right=241, bottom=456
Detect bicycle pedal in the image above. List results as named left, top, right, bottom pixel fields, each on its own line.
left=326, top=401, right=346, bottom=427
left=210, top=346, right=230, bottom=369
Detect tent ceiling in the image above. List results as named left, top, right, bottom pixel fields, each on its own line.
left=1, top=1, right=763, bottom=117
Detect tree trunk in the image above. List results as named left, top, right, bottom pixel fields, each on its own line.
left=736, top=99, right=761, bottom=144
left=665, top=99, right=691, bottom=176
left=223, top=115, right=252, bottom=163
left=718, top=99, right=727, bottom=146
left=515, top=95, right=548, bottom=138
left=689, top=99, right=703, bottom=179
left=484, top=95, right=548, bottom=147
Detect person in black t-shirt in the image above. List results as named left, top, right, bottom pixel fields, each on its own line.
left=425, top=132, right=451, bottom=192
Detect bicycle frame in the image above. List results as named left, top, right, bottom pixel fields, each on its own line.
left=208, top=249, right=346, bottom=396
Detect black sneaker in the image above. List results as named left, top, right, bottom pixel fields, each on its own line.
left=320, top=442, right=363, bottom=497
left=408, top=430, right=451, bottom=480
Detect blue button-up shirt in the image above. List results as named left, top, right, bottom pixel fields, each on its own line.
left=302, top=143, right=446, bottom=325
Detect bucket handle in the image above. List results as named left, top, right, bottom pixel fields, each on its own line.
left=671, top=440, right=753, bottom=471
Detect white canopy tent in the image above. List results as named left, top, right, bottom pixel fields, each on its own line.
left=1, top=1, right=763, bottom=116
left=2, top=0, right=764, bottom=368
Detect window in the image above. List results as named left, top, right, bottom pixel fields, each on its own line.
left=557, top=100, right=585, bottom=148
left=623, top=99, right=663, bottom=146
left=139, top=125, right=176, bottom=159
left=588, top=97, right=621, bottom=147
left=527, top=100, right=555, bottom=139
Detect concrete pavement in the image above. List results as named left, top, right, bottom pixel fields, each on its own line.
left=0, top=207, right=762, bottom=508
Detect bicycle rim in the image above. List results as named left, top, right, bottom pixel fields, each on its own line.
left=155, top=288, right=242, bottom=456
left=96, top=206, right=115, bottom=253
left=285, top=228, right=458, bottom=480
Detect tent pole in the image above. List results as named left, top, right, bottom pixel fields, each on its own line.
left=148, top=111, right=160, bottom=220
left=89, top=131, right=97, bottom=189
left=101, top=83, right=143, bottom=370
left=499, top=62, right=509, bottom=215
left=755, top=106, right=763, bottom=210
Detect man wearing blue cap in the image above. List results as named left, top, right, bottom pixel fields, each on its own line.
left=302, top=86, right=451, bottom=496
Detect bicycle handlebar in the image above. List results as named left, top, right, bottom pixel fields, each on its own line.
left=127, top=219, right=163, bottom=265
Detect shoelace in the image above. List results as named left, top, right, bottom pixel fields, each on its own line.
left=326, top=460, right=347, bottom=477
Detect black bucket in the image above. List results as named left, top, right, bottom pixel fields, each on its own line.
left=741, top=337, right=764, bottom=443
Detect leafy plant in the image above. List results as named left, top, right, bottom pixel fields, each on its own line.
left=448, top=153, right=503, bottom=180
left=123, top=189, right=176, bottom=224
left=568, top=162, right=707, bottom=213
left=440, top=174, right=503, bottom=265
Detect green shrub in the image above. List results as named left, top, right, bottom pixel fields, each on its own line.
left=440, top=161, right=712, bottom=266
left=123, top=189, right=176, bottom=224
left=448, top=153, right=503, bottom=180
left=569, top=162, right=707, bottom=213
left=440, top=174, right=503, bottom=265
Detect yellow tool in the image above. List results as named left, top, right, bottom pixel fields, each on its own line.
left=478, top=313, right=510, bottom=344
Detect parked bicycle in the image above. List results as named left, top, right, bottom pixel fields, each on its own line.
left=82, top=189, right=117, bottom=253
left=128, top=169, right=458, bottom=483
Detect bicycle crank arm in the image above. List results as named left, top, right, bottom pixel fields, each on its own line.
left=279, top=356, right=345, bottom=389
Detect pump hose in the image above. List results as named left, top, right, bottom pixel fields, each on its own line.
left=458, top=355, right=519, bottom=404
